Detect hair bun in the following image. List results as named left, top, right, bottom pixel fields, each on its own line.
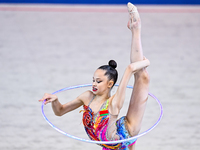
left=108, top=60, right=117, bottom=69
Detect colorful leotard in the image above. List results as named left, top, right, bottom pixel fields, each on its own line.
left=81, top=97, right=137, bottom=150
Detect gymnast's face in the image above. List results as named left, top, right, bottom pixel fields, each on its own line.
left=92, top=69, right=113, bottom=95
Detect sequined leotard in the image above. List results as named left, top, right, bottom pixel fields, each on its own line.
left=82, top=97, right=137, bottom=150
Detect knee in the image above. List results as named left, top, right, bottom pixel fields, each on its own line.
left=135, top=69, right=150, bottom=84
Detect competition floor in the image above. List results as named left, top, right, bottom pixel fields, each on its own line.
left=0, top=4, right=200, bottom=150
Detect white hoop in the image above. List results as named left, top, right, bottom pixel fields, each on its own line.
left=41, top=84, right=163, bottom=144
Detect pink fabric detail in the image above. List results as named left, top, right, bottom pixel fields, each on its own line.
left=102, top=147, right=111, bottom=150
left=100, top=125, right=109, bottom=141
left=128, top=140, right=137, bottom=146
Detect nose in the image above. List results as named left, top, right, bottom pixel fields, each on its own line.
left=93, top=81, right=97, bottom=86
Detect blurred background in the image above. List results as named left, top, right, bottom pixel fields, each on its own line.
left=0, top=0, right=200, bottom=4
left=0, top=0, right=200, bottom=150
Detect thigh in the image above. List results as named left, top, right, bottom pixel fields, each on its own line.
left=126, top=69, right=150, bottom=135
left=128, top=144, right=136, bottom=150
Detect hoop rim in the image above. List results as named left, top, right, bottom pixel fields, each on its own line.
left=41, top=84, right=163, bottom=144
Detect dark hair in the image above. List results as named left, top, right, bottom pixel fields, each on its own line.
left=98, top=60, right=118, bottom=86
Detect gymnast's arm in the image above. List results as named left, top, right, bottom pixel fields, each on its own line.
left=39, top=90, right=92, bottom=116
left=110, top=58, right=150, bottom=114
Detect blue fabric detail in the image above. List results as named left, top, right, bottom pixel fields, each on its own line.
left=116, top=116, right=137, bottom=149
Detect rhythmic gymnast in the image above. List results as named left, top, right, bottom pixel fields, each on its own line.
left=39, top=2, right=150, bottom=150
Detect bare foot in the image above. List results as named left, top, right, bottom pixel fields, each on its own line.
left=127, top=2, right=141, bottom=30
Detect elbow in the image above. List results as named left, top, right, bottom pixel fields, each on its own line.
left=127, top=63, right=136, bottom=73
left=54, top=112, right=62, bottom=116
left=54, top=108, right=64, bottom=116
left=56, top=113, right=62, bottom=116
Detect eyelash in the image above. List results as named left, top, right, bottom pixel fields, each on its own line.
left=93, top=80, right=102, bottom=83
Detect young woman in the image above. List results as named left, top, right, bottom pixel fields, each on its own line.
left=39, top=3, right=150, bottom=150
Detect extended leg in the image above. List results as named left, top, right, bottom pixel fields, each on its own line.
left=127, top=2, right=143, bottom=63
left=126, top=3, right=150, bottom=138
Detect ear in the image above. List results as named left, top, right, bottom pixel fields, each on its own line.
left=108, top=80, right=114, bottom=88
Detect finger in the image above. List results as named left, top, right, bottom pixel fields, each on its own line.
left=44, top=101, right=48, bottom=105
left=44, top=99, right=48, bottom=105
left=44, top=99, right=51, bottom=105
left=39, top=95, right=50, bottom=102
left=43, top=95, right=52, bottom=101
left=38, top=98, right=46, bottom=102
left=39, top=99, right=47, bottom=104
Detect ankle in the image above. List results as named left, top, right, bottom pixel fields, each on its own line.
left=132, top=29, right=141, bottom=37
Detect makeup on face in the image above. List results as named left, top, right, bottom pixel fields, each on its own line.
left=92, top=70, right=109, bottom=93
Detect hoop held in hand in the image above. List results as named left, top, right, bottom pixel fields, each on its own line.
left=41, top=84, right=163, bottom=144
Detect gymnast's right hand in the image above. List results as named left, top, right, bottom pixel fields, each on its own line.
left=39, top=93, right=58, bottom=105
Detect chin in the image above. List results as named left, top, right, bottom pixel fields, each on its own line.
left=92, top=90, right=97, bottom=94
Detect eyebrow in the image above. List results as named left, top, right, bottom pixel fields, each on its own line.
left=93, top=77, right=102, bottom=80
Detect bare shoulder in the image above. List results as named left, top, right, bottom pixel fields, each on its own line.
left=108, top=94, right=116, bottom=106
left=108, top=94, right=121, bottom=115
left=77, top=90, right=94, bottom=105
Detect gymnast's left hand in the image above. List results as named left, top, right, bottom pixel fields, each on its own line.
left=38, top=93, right=58, bottom=105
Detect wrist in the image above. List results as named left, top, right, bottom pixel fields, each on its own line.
left=52, top=98, right=58, bottom=103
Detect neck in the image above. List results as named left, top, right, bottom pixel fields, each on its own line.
left=95, top=92, right=111, bottom=102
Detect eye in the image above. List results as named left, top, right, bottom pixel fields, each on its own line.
left=97, top=80, right=102, bottom=83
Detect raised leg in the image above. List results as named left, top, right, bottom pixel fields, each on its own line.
left=127, top=2, right=143, bottom=63
left=126, top=3, right=150, bottom=137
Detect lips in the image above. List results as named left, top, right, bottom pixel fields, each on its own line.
left=92, top=87, right=97, bottom=92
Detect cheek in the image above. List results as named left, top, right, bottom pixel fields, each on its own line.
left=100, top=83, right=109, bottom=90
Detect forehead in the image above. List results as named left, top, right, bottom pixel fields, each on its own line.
left=93, top=69, right=107, bottom=79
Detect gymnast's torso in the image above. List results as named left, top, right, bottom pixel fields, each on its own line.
left=82, top=95, right=137, bottom=150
